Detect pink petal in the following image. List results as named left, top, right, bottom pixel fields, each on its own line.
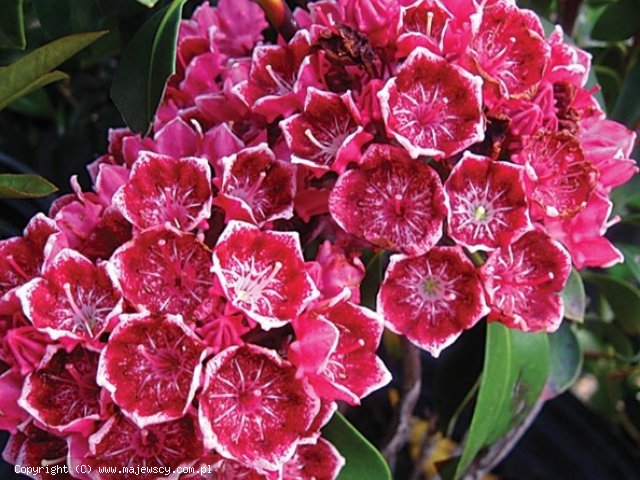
left=378, top=247, right=488, bottom=357
left=97, top=313, right=206, bottom=428
left=199, top=344, right=320, bottom=471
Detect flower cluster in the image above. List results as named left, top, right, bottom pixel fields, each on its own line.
left=0, top=0, right=637, bottom=478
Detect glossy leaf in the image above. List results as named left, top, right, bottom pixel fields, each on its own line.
left=453, top=323, right=549, bottom=480
left=546, top=322, right=583, bottom=397
left=0, top=174, right=58, bottom=199
left=33, top=0, right=102, bottom=39
left=0, top=0, right=26, bottom=49
left=0, top=31, right=107, bottom=111
left=591, top=0, right=640, bottom=41
left=135, top=0, right=161, bottom=6
left=613, top=59, right=640, bottom=128
left=322, top=412, right=392, bottom=480
left=584, top=273, right=640, bottom=334
left=561, top=269, right=586, bottom=323
left=594, top=65, right=621, bottom=113
left=618, top=244, right=640, bottom=284
left=0, top=71, right=68, bottom=111
left=111, top=0, right=186, bottom=135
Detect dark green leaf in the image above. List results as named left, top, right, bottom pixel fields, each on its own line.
left=515, top=0, right=553, bottom=17
left=33, top=0, right=102, bottom=39
left=584, top=273, right=640, bottom=334
left=620, top=213, right=640, bottom=227
left=0, top=174, right=58, bottom=199
left=7, top=88, right=57, bottom=119
left=322, top=412, right=391, bottom=480
left=618, top=244, right=640, bottom=285
left=592, top=0, right=640, bottom=40
left=612, top=173, right=640, bottom=215
left=111, top=0, right=186, bottom=135
left=0, top=0, right=26, bottom=49
left=561, top=269, right=586, bottom=322
left=547, top=323, right=583, bottom=396
left=453, top=324, right=549, bottom=480
left=583, top=320, right=636, bottom=358
left=0, top=31, right=107, bottom=110
left=593, top=65, right=621, bottom=113
left=613, top=59, right=640, bottom=128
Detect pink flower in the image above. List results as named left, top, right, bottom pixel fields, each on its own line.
left=0, top=370, right=30, bottom=433
left=282, top=439, right=345, bottom=480
left=578, top=115, right=638, bottom=192
left=378, top=247, right=488, bottom=357
left=481, top=230, right=571, bottom=332
left=396, top=0, right=453, bottom=57
left=342, top=0, right=401, bottom=46
left=0, top=214, right=58, bottom=300
left=233, top=31, right=315, bottom=122
left=329, top=143, right=447, bottom=255
left=97, top=313, right=207, bottom=428
left=4, top=422, right=68, bottom=472
left=113, top=151, right=212, bottom=232
left=19, top=346, right=102, bottom=436
left=214, top=144, right=296, bottom=226
left=289, top=300, right=391, bottom=404
left=17, top=249, right=122, bottom=344
left=544, top=191, right=623, bottom=269
left=199, top=344, right=320, bottom=471
left=513, top=131, right=598, bottom=219
left=212, top=221, right=319, bottom=330
left=445, top=152, right=531, bottom=251
left=280, top=87, right=372, bottom=174
left=313, top=240, right=366, bottom=302
left=211, top=0, right=268, bottom=58
left=378, top=47, right=484, bottom=159
left=111, top=227, right=213, bottom=318
left=545, top=25, right=591, bottom=86
left=467, top=1, right=549, bottom=100
left=81, top=413, right=203, bottom=480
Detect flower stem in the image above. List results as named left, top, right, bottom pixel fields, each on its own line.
left=382, top=339, right=422, bottom=474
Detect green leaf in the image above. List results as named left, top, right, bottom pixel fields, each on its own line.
left=611, top=172, right=640, bottom=215
left=0, top=31, right=107, bottom=111
left=322, top=412, right=392, bottom=480
left=584, top=273, right=640, bottom=334
left=33, top=0, right=102, bottom=39
left=135, top=0, right=161, bottom=6
left=592, top=0, right=640, bottom=41
left=612, top=59, right=640, bottom=128
left=0, top=70, right=69, bottom=111
left=0, top=0, right=25, bottom=49
left=618, top=244, right=640, bottom=285
left=7, top=88, right=57, bottom=119
left=111, top=0, right=186, bottom=135
left=453, top=324, right=549, bottom=480
left=547, top=323, right=583, bottom=396
left=593, top=65, right=621, bottom=113
left=0, top=174, right=58, bottom=199
left=561, top=269, right=586, bottom=322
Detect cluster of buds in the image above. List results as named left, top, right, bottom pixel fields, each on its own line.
left=0, top=0, right=636, bottom=478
